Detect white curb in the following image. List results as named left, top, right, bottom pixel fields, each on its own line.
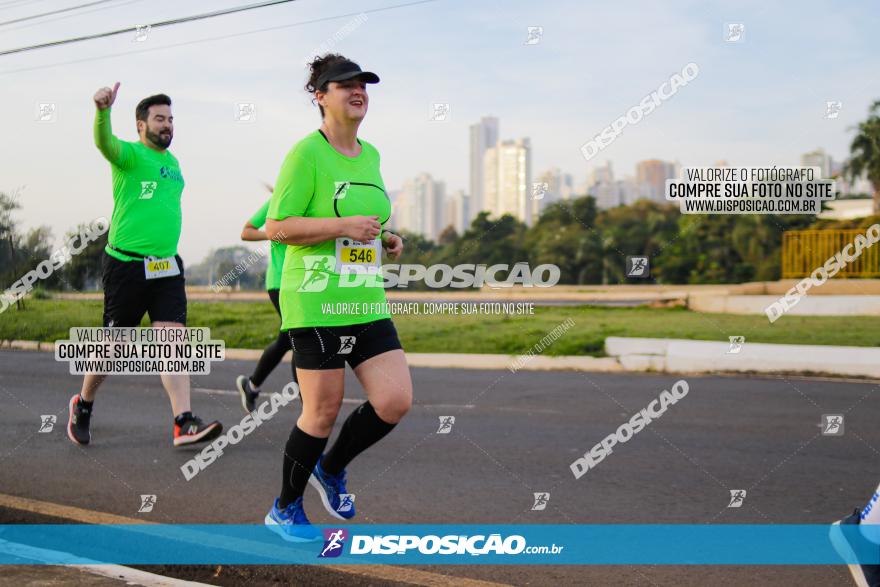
left=605, top=337, right=880, bottom=378
left=4, top=338, right=878, bottom=378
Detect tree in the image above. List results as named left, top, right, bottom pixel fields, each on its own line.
left=454, top=212, right=528, bottom=267
left=437, top=225, right=458, bottom=246
left=22, top=226, right=63, bottom=290
left=656, top=215, right=743, bottom=283
left=187, top=246, right=266, bottom=289
left=0, top=191, right=62, bottom=306
left=59, top=224, right=108, bottom=291
left=844, top=99, right=880, bottom=214
left=597, top=200, right=679, bottom=284
left=526, top=197, right=603, bottom=283
left=653, top=213, right=812, bottom=284
left=392, top=229, right=437, bottom=266
left=0, top=192, right=23, bottom=308
left=0, top=191, right=20, bottom=275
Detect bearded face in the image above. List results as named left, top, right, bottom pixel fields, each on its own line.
left=140, top=104, right=173, bottom=149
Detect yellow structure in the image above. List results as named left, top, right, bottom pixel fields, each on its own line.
left=782, top=229, right=880, bottom=278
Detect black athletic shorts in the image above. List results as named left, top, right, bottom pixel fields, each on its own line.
left=288, top=318, right=402, bottom=370
left=102, top=252, right=187, bottom=327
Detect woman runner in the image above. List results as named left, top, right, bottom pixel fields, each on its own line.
left=263, top=54, right=412, bottom=541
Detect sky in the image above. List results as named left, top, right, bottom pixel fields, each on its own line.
left=1, top=0, right=879, bottom=263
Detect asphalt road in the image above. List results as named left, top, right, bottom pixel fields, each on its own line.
left=1, top=349, right=878, bottom=586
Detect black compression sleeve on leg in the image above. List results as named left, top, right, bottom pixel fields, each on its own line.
left=322, top=401, right=396, bottom=475
left=250, top=330, right=292, bottom=388
left=278, top=425, right=328, bottom=508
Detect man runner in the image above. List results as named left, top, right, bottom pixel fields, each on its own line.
left=67, top=82, right=222, bottom=447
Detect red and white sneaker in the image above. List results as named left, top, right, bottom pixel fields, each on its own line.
left=173, top=414, right=222, bottom=447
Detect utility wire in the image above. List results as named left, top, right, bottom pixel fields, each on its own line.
left=4, top=0, right=145, bottom=32
left=0, top=0, right=297, bottom=56
left=0, top=0, right=117, bottom=26
left=0, top=0, right=52, bottom=10
left=0, top=0, right=437, bottom=75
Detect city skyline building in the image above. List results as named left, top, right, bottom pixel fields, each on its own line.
left=484, top=137, right=533, bottom=225
left=393, top=172, right=447, bottom=241
left=469, top=116, right=499, bottom=223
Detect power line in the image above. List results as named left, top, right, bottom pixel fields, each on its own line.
left=0, top=0, right=297, bottom=56
left=0, top=0, right=51, bottom=10
left=0, top=0, right=117, bottom=26
left=0, top=0, right=437, bottom=76
left=5, top=0, right=146, bottom=33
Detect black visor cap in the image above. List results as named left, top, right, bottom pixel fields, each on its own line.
left=316, top=61, right=380, bottom=90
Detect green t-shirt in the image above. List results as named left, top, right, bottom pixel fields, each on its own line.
left=94, top=108, right=184, bottom=261
left=268, top=130, right=392, bottom=329
left=248, top=199, right=287, bottom=291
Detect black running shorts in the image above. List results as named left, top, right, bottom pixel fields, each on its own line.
left=101, top=252, right=187, bottom=327
left=288, top=318, right=402, bottom=370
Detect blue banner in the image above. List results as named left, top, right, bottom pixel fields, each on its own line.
left=0, top=524, right=875, bottom=565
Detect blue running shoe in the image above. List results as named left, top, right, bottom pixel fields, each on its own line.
left=309, top=456, right=355, bottom=520
left=264, top=497, right=322, bottom=542
left=830, top=508, right=880, bottom=587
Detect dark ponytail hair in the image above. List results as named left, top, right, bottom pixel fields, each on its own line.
left=305, top=53, right=352, bottom=118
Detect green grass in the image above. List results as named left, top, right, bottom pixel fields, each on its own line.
left=3, top=299, right=880, bottom=356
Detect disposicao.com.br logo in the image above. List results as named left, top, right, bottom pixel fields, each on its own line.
left=319, top=528, right=348, bottom=558
left=319, top=532, right=564, bottom=557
